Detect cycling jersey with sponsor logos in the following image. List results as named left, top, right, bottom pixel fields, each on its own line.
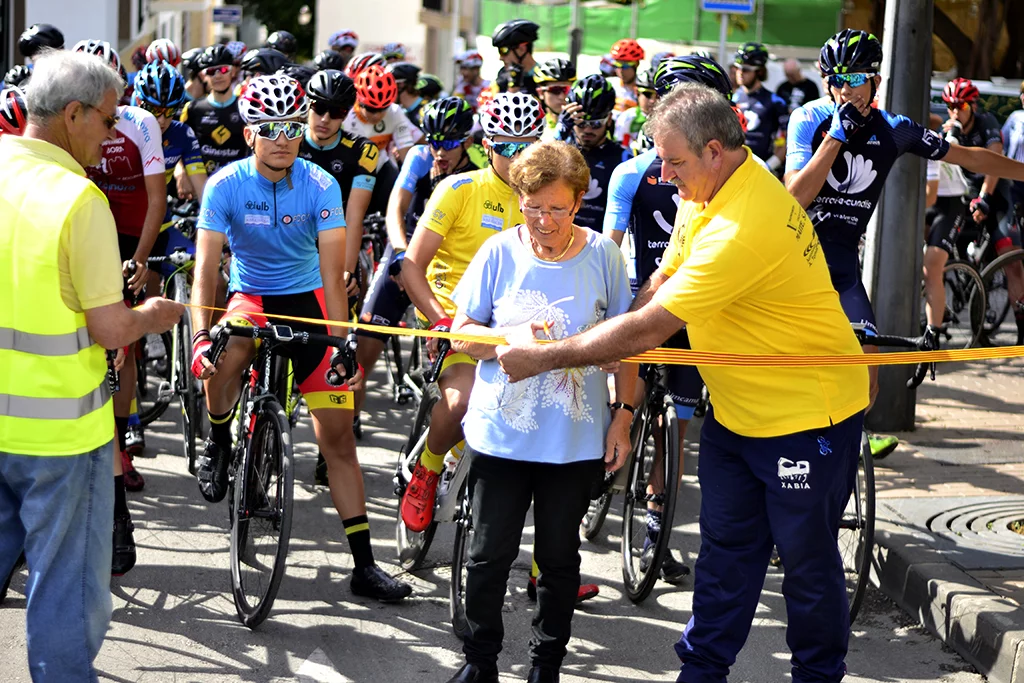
left=1002, top=109, right=1024, bottom=204
left=732, top=86, right=788, bottom=161
left=86, top=105, right=165, bottom=236
left=613, top=107, right=646, bottom=149
left=951, top=110, right=1002, bottom=188
left=416, top=166, right=524, bottom=318
left=298, top=130, right=379, bottom=202
left=786, top=97, right=949, bottom=292
left=396, top=144, right=481, bottom=240
left=613, top=79, right=638, bottom=112
left=197, top=157, right=346, bottom=295
left=577, top=139, right=631, bottom=232
left=162, top=120, right=206, bottom=184
left=453, top=79, right=491, bottom=111
left=180, top=94, right=250, bottom=176
left=341, top=104, right=423, bottom=171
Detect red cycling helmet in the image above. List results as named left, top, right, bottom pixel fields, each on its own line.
left=610, top=39, right=645, bottom=65
left=943, top=77, right=980, bottom=106
left=0, top=87, right=27, bottom=136
left=345, top=52, right=386, bottom=79
left=355, top=65, right=397, bottom=109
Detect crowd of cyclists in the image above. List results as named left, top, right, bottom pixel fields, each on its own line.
left=4, top=13, right=1024, bottom=682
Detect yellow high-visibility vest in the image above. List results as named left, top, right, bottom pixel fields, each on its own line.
left=0, top=138, right=114, bottom=455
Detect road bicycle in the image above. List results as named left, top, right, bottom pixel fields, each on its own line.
left=206, top=321, right=357, bottom=628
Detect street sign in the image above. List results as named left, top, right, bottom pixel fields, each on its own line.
left=701, top=0, right=755, bottom=14
left=212, top=5, right=243, bottom=25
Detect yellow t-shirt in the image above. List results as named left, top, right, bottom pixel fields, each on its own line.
left=653, top=149, right=869, bottom=438
left=58, top=195, right=124, bottom=312
left=417, top=167, right=524, bottom=318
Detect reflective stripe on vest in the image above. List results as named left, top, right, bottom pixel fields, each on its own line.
left=0, top=382, right=110, bottom=419
left=0, top=326, right=93, bottom=356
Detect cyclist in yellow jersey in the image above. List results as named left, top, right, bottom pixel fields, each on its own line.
left=400, top=92, right=544, bottom=532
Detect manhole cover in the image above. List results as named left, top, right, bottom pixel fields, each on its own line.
left=928, top=501, right=1024, bottom=556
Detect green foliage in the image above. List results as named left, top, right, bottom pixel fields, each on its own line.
left=238, top=0, right=316, bottom=62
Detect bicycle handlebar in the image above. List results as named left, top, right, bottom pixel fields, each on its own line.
left=145, top=247, right=193, bottom=268
left=425, top=339, right=451, bottom=385
left=852, top=327, right=933, bottom=389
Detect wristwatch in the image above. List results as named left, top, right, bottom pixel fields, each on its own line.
left=609, top=401, right=636, bottom=414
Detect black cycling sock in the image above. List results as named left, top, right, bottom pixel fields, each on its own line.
left=115, top=416, right=129, bottom=453
left=208, top=409, right=234, bottom=450
left=114, top=475, right=129, bottom=518
left=646, top=508, right=663, bottom=544
left=343, top=515, right=374, bottom=569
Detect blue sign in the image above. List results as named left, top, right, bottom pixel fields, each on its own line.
left=212, top=5, right=243, bottom=24
left=701, top=0, right=755, bottom=14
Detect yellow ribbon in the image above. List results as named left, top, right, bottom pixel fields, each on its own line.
left=184, top=304, right=1024, bottom=367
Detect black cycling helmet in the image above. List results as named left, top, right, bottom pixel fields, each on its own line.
left=387, top=61, right=421, bottom=86
left=421, top=97, right=474, bottom=141
left=307, top=69, right=357, bottom=110
left=533, top=57, right=576, bottom=84
left=654, top=55, right=732, bottom=98
left=3, top=65, right=32, bottom=89
left=266, top=30, right=297, bottom=57
left=19, top=24, right=64, bottom=58
left=278, top=63, right=316, bottom=88
left=635, top=68, right=656, bottom=91
left=568, top=74, right=617, bottom=120
left=313, top=49, right=347, bottom=72
left=240, top=47, right=289, bottom=75
left=818, top=29, right=883, bottom=76
left=416, top=73, right=444, bottom=99
left=491, top=19, right=539, bottom=48
left=734, top=41, right=769, bottom=67
left=199, top=44, right=234, bottom=70
left=180, top=47, right=204, bottom=79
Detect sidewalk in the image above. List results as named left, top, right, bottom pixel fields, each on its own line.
left=872, top=357, right=1024, bottom=683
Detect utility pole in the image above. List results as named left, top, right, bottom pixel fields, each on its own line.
left=569, top=0, right=582, bottom=65
left=862, top=0, right=934, bottom=431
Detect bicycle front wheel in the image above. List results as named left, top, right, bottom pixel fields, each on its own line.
left=136, top=331, right=173, bottom=425
left=394, top=383, right=440, bottom=571
left=621, top=396, right=679, bottom=604
left=170, top=275, right=200, bottom=472
left=230, top=399, right=294, bottom=629
left=941, top=260, right=986, bottom=349
left=978, top=248, right=1024, bottom=346
left=450, top=478, right=473, bottom=640
left=839, top=433, right=875, bottom=625
left=581, top=472, right=615, bottom=541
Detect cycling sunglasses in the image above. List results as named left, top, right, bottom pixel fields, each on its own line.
left=428, top=138, right=466, bottom=151
left=490, top=141, right=532, bottom=158
left=574, top=118, right=606, bottom=130
left=141, top=103, right=177, bottom=119
left=946, top=100, right=971, bottom=111
left=638, top=88, right=657, bottom=99
left=203, top=65, right=232, bottom=77
left=361, top=104, right=388, bottom=114
left=540, top=85, right=570, bottom=96
left=827, top=72, right=873, bottom=89
left=312, top=101, right=348, bottom=120
left=248, top=121, right=306, bottom=141
left=612, top=60, right=639, bottom=69
left=498, top=46, right=512, bottom=56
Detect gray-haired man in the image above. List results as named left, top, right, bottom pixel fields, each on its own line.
left=0, top=49, right=181, bottom=681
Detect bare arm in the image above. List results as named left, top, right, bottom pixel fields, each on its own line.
left=318, top=228, right=349, bottom=337
left=86, top=298, right=183, bottom=349
left=134, top=173, right=168, bottom=264
left=451, top=313, right=503, bottom=360
left=784, top=136, right=843, bottom=208
left=187, top=170, right=208, bottom=203
left=386, top=186, right=415, bottom=251
left=629, top=268, right=669, bottom=312
left=980, top=140, right=1004, bottom=196
left=189, top=229, right=227, bottom=336
left=925, top=179, right=938, bottom=208
left=344, top=187, right=373, bottom=276
left=403, top=228, right=448, bottom=325
left=943, top=143, right=1024, bottom=183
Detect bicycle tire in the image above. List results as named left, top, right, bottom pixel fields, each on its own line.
left=621, top=395, right=679, bottom=604
left=230, top=399, right=294, bottom=629
left=839, top=433, right=875, bottom=625
left=581, top=473, right=615, bottom=541
left=977, top=248, right=1024, bottom=345
left=939, top=260, right=986, bottom=349
left=394, top=383, right=441, bottom=571
left=450, top=477, right=472, bottom=640
left=136, top=331, right=173, bottom=425
left=169, top=276, right=200, bottom=473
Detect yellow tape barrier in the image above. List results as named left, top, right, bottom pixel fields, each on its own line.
left=184, top=304, right=1024, bottom=367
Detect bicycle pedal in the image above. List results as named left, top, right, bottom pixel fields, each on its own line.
left=156, top=381, right=174, bottom=402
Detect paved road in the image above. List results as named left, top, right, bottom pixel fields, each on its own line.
left=0, top=372, right=986, bottom=682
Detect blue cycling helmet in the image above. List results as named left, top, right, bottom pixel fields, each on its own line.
left=133, top=61, right=187, bottom=108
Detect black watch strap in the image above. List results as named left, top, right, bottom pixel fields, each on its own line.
left=609, top=401, right=636, bottom=414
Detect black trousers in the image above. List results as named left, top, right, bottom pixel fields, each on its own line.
left=462, top=453, right=602, bottom=673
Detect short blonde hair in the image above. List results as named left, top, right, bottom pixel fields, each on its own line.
left=508, top=140, right=590, bottom=198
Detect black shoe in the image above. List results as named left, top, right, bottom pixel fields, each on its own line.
left=125, top=423, right=146, bottom=457
left=660, top=550, right=690, bottom=584
left=314, top=450, right=329, bottom=486
left=446, top=664, right=499, bottom=683
left=112, top=514, right=136, bottom=576
left=527, top=666, right=560, bottom=683
left=1, top=552, right=26, bottom=604
left=196, top=439, right=230, bottom=503
left=350, top=563, right=412, bottom=603
left=353, top=414, right=363, bottom=440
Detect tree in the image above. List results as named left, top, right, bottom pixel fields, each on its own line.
left=239, top=0, right=317, bottom=61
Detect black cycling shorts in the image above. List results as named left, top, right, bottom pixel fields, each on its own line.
left=925, top=195, right=966, bottom=256
left=357, top=244, right=412, bottom=342
left=638, top=329, right=703, bottom=419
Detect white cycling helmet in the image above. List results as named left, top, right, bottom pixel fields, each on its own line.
left=238, top=74, right=310, bottom=123
left=458, top=51, right=484, bottom=69
left=73, top=39, right=121, bottom=72
left=145, top=38, right=181, bottom=66
left=480, top=92, right=545, bottom=139
left=329, top=29, right=359, bottom=50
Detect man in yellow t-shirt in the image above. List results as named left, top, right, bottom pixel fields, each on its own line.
left=496, top=84, right=869, bottom=683
left=400, top=92, right=543, bottom=534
